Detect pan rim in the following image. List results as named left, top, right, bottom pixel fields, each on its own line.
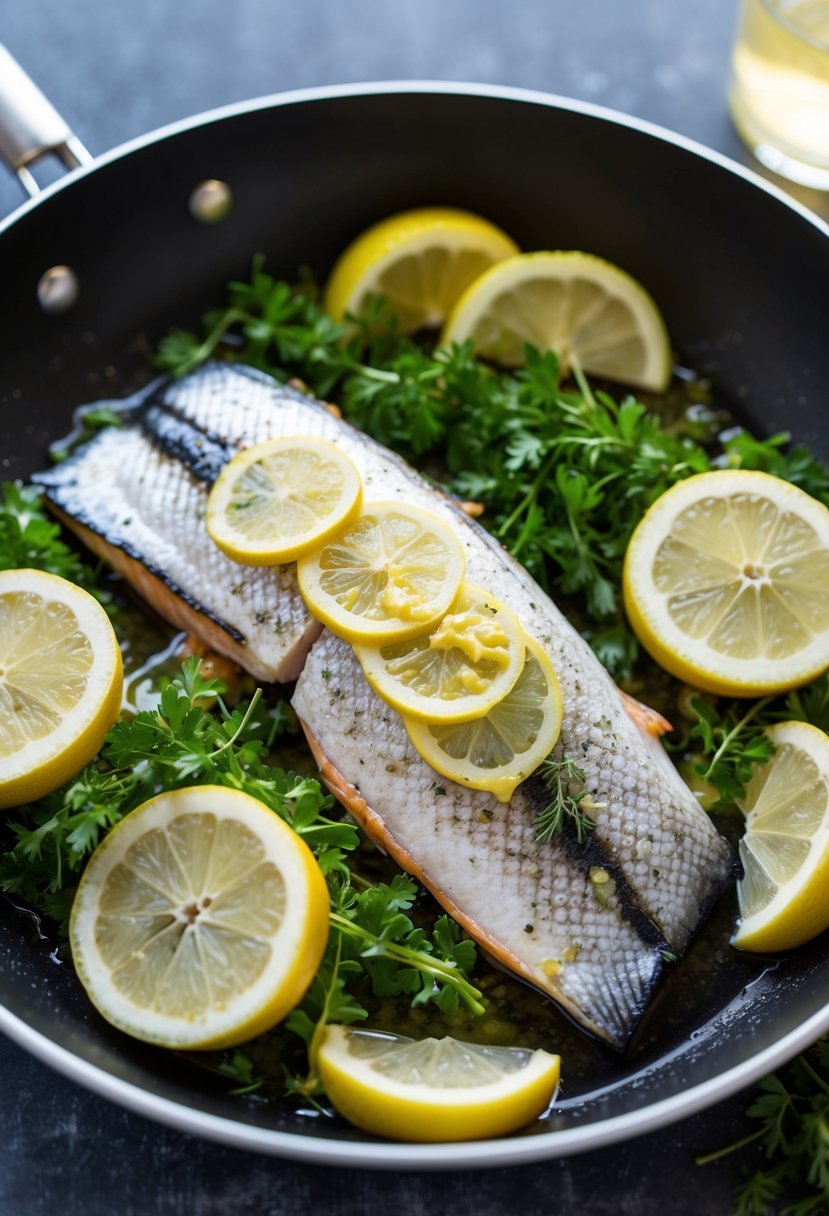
left=3, top=1000, right=828, bottom=1166
left=1, top=78, right=828, bottom=241
left=1, top=77, right=828, bottom=1166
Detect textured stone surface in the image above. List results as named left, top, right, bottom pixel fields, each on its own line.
left=0, top=1, right=825, bottom=1211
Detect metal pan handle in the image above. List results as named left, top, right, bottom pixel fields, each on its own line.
left=0, top=44, right=92, bottom=197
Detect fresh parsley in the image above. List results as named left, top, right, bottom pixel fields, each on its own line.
left=0, top=659, right=482, bottom=1088
left=697, top=1038, right=829, bottom=1216
left=154, top=263, right=829, bottom=680
left=286, top=872, right=483, bottom=1094
left=0, top=481, right=114, bottom=610
left=675, top=673, right=829, bottom=812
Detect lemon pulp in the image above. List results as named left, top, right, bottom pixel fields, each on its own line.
left=442, top=251, right=671, bottom=391
left=623, top=470, right=829, bottom=696
left=0, top=569, right=123, bottom=809
left=355, top=583, right=526, bottom=723
left=317, top=1026, right=560, bottom=1142
left=323, top=207, right=519, bottom=332
left=205, top=436, right=363, bottom=565
left=404, top=633, right=562, bottom=800
left=70, top=785, right=329, bottom=1048
left=297, top=501, right=466, bottom=644
left=733, top=721, right=829, bottom=952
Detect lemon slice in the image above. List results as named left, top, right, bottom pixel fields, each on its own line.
left=354, top=583, right=525, bottom=723
left=622, top=469, right=829, bottom=697
left=442, top=251, right=671, bottom=391
left=297, top=501, right=466, bottom=644
left=317, top=1026, right=560, bottom=1142
left=404, top=633, right=562, bottom=801
left=205, top=436, right=363, bottom=565
left=0, top=569, right=123, bottom=810
left=69, top=785, right=329, bottom=1049
left=323, top=207, right=519, bottom=332
left=733, top=721, right=829, bottom=952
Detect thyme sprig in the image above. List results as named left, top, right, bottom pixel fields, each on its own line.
left=533, top=756, right=598, bottom=844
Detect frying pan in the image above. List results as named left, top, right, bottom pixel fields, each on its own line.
left=0, top=47, right=828, bottom=1169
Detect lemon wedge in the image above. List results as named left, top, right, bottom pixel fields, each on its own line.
left=297, top=501, right=466, bottom=644
left=317, top=1026, right=560, bottom=1142
left=0, top=569, right=123, bottom=810
left=404, top=633, right=562, bottom=801
left=733, top=721, right=829, bottom=952
left=354, top=583, right=525, bottom=723
left=623, top=470, right=829, bottom=696
left=69, top=785, right=329, bottom=1049
left=442, top=250, right=671, bottom=391
left=323, top=207, right=519, bottom=332
left=205, top=436, right=363, bottom=565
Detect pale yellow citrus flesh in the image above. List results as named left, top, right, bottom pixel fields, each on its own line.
left=205, top=436, right=363, bottom=565
left=297, top=501, right=466, bottom=644
left=354, top=583, right=526, bottom=724
left=0, top=569, right=123, bottom=810
left=733, top=721, right=829, bottom=952
left=69, top=785, right=330, bottom=1049
left=404, top=633, right=562, bottom=801
left=323, top=207, right=520, bottom=332
left=317, top=1026, right=560, bottom=1142
left=623, top=470, right=829, bottom=696
left=441, top=251, right=672, bottom=391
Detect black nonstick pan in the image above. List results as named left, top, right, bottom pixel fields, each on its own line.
left=0, top=49, right=828, bottom=1167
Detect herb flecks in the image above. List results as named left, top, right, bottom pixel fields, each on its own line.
left=533, top=756, right=599, bottom=845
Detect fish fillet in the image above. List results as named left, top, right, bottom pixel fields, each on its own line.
left=36, top=363, right=733, bottom=1047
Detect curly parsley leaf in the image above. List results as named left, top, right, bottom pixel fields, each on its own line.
left=697, top=1038, right=829, bottom=1216
left=0, top=482, right=114, bottom=610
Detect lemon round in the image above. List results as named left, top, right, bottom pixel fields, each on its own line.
left=354, top=583, right=525, bottom=724
left=623, top=470, right=829, bottom=696
left=733, top=721, right=829, bottom=952
left=317, top=1026, right=560, bottom=1142
left=441, top=250, right=671, bottom=391
left=404, top=633, right=562, bottom=801
left=323, top=207, right=519, bottom=332
left=297, top=501, right=466, bottom=644
left=69, top=785, right=329, bottom=1049
left=0, top=569, right=123, bottom=810
left=205, top=436, right=363, bottom=565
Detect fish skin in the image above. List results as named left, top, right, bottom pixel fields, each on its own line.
left=295, top=633, right=666, bottom=1048
left=35, top=387, right=321, bottom=682
left=36, top=362, right=733, bottom=1045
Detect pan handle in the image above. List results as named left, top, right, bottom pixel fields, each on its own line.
left=0, top=44, right=92, bottom=197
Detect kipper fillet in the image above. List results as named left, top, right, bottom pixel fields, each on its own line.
left=36, top=363, right=733, bottom=1047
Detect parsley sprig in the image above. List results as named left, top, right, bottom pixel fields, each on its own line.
left=0, top=481, right=113, bottom=609
left=697, top=1038, right=829, bottom=1216
left=676, top=673, right=829, bottom=812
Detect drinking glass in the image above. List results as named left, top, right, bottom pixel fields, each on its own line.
left=729, top=0, right=829, bottom=188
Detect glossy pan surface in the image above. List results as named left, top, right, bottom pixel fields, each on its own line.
left=1, top=83, right=828, bottom=1167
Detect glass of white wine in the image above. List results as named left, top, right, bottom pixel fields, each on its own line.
left=729, top=0, right=829, bottom=188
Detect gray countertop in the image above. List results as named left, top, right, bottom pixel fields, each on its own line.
left=1, top=2, right=826, bottom=1212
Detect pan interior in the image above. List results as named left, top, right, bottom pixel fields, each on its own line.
left=0, top=86, right=828, bottom=1162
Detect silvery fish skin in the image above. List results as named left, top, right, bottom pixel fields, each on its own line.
left=37, top=363, right=733, bottom=1047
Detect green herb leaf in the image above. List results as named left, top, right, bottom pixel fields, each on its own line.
left=533, top=756, right=597, bottom=845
